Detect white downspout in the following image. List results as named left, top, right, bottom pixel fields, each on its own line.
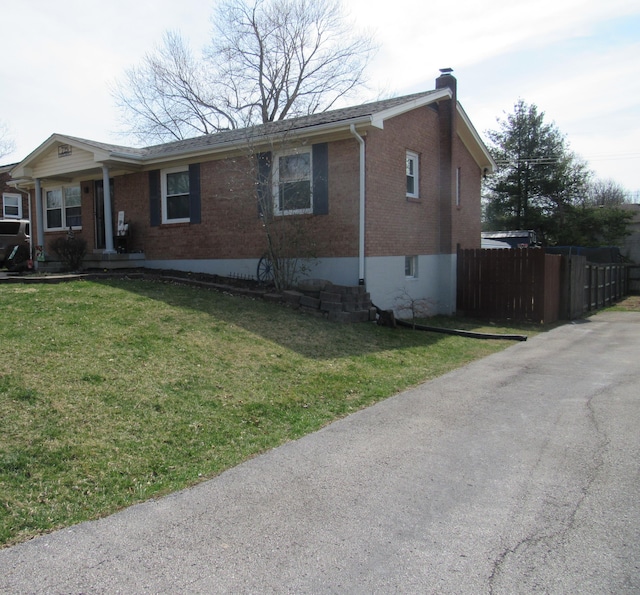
left=350, top=124, right=366, bottom=285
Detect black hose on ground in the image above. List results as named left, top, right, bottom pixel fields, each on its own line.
left=374, top=305, right=527, bottom=341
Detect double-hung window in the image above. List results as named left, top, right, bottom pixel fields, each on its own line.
left=2, top=193, right=21, bottom=219
left=45, top=186, right=81, bottom=230
left=406, top=151, right=420, bottom=198
left=161, top=166, right=190, bottom=223
left=273, top=150, right=312, bottom=215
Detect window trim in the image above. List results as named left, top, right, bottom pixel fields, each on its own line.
left=44, top=185, right=82, bottom=231
left=161, top=165, right=191, bottom=224
left=406, top=151, right=420, bottom=199
left=456, top=166, right=461, bottom=207
left=273, top=148, right=313, bottom=216
left=2, top=193, right=22, bottom=219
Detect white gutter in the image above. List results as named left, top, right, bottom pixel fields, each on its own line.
left=135, top=116, right=376, bottom=168
left=350, top=124, right=366, bottom=285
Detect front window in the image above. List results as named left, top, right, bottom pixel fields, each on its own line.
left=162, top=167, right=190, bottom=223
left=406, top=151, right=420, bottom=198
left=274, top=150, right=312, bottom=214
left=45, top=186, right=81, bottom=230
left=2, top=193, right=21, bottom=219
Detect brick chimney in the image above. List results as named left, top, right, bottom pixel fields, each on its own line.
left=436, top=67, right=457, bottom=102
left=436, top=68, right=457, bottom=254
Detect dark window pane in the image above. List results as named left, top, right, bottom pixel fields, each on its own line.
left=47, top=209, right=62, bottom=229
left=66, top=206, right=82, bottom=227
left=0, top=222, right=20, bottom=234
left=167, top=194, right=190, bottom=220
left=407, top=176, right=415, bottom=195
left=280, top=181, right=311, bottom=211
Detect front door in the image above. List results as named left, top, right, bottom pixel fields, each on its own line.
left=94, top=180, right=114, bottom=250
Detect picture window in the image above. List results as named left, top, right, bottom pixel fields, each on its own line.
left=45, top=186, right=81, bottom=230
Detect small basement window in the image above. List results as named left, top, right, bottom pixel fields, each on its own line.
left=405, top=255, right=418, bottom=279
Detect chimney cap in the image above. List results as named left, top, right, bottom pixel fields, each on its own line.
left=439, top=67, right=454, bottom=74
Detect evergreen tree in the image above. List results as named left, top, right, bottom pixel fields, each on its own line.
left=483, top=100, right=590, bottom=244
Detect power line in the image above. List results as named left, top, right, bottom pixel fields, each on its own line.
left=494, top=152, right=640, bottom=166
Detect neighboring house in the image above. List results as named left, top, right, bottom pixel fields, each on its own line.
left=8, top=71, right=494, bottom=313
left=1, top=163, right=28, bottom=220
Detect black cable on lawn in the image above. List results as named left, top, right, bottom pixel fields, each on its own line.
left=374, top=305, right=528, bottom=341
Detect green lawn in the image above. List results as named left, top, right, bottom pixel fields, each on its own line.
left=601, top=294, right=640, bottom=312
left=1, top=278, right=538, bottom=547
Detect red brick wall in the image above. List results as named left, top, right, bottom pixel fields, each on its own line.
left=364, top=105, right=442, bottom=257
left=12, top=108, right=482, bottom=264
left=113, top=139, right=361, bottom=261
left=451, top=139, right=482, bottom=251
left=363, top=103, right=482, bottom=257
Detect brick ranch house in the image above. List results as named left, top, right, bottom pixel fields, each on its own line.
left=7, top=71, right=495, bottom=314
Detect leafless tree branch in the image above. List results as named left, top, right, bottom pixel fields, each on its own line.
left=112, top=0, right=375, bottom=143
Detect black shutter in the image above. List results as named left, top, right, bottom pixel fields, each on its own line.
left=257, top=152, right=272, bottom=217
left=189, top=163, right=201, bottom=224
left=149, top=170, right=161, bottom=227
left=313, top=143, right=329, bottom=215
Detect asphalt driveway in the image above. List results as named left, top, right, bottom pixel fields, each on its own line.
left=1, top=311, right=639, bottom=594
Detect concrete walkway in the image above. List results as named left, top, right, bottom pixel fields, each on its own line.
left=1, top=312, right=639, bottom=594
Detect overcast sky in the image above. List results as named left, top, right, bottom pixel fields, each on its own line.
left=2, top=0, right=639, bottom=193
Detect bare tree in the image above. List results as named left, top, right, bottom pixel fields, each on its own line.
left=0, top=121, right=16, bottom=160
left=113, top=0, right=375, bottom=143
left=112, top=31, right=237, bottom=143
left=393, top=288, right=435, bottom=328
left=584, top=178, right=629, bottom=207
left=226, top=131, right=319, bottom=291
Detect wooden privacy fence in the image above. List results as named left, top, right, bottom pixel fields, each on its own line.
left=458, top=248, right=630, bottom=323
left=457, top=248, right=561, bottom=323
left=558, top=256, right=629, bottom=319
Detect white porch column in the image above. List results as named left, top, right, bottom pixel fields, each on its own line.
left=34, top=178, right=45, bottom=267
left=102, top=165, right=115, bottom=254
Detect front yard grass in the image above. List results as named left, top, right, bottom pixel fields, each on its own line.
left=1, top=278, right=540, bottom=547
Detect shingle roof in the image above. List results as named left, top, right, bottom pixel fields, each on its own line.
left=142, top=90, right=441, bottom=157
left=65, top=90, right=442, bottom=161
left=11, top=86, right=496, bottom=178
